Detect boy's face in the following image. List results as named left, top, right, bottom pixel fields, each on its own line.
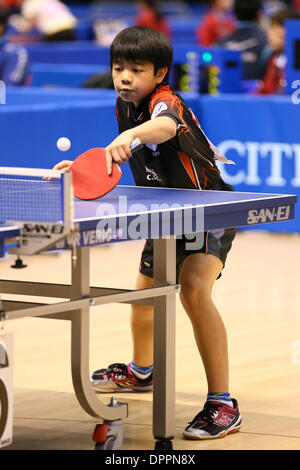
left=268, top=23, right=285, bottom=53
left=112, top=60, right=167, bottom=107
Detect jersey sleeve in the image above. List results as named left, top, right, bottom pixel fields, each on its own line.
left=150, top=88, right=210, bottom=163
left=149, top=86, right=234, bottom=166
left=148, top=86, right=186, bottom=129
left=149, top=86, right=204, bottom=150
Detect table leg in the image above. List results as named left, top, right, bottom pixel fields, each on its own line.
left=69, top=246, right=128, bottom=421
left=153, top=237, right=176, bottom=449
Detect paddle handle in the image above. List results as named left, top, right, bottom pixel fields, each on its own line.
left=130, top=138, right=144, bottom=154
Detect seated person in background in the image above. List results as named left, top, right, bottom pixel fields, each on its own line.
left=135, top=0, right=171, bottom=38
left=0, top=7, right=29, bottom=85
left=196, top=0, right=236, bottom=46
left=0, top=0, right=22, bottom=14
left=257, top=8, right=300, bottom=94
left=261, top=0, right=290, bottom=15
left=219, top=0, right=271, bottom=80
left=292, top=0, right=300, bottom=9
left=292, top=0, right=300, bottom=10
left=9, top=0, right=77, bottom=41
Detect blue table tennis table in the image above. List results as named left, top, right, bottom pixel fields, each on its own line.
left=0, top=184, right=297, bottom=450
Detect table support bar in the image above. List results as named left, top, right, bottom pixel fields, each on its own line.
left=2, top=284, right=180, bottom=321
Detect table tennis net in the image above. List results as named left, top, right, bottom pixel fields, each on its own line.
left=0, top=168, right=64, bottom=223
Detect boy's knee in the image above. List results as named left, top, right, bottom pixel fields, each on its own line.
left=179, top=275, right=211, bottom=306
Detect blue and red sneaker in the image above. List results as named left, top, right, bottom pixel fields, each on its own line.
left=91, top=363, right=153, bottom=392
left=183, top=399, right=242, bottom=440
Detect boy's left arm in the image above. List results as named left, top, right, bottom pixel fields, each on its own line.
left=105, top=116, right=177, bottom=174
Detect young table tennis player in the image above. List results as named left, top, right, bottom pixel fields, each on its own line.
left=54, top=26, right=241, bottom=440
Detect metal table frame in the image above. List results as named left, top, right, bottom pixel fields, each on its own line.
left=1, top=186, right=297, bottom=448
left=0, top=237, right=179, bottom=449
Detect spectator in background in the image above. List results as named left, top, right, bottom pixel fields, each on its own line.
left=0, top=7, right=29, bottom=85
left=85, top=0, right=173, bottom=89
left=219, top=0, right=271, bottom=80
left=9, top=0, right=77, bottom=41
left=0, top=0, right=22, bottom=14
left=196, top=0, right=236, bottom=46
left=258, top=8, right=300, bottom=94
left=135, top=0, right=171, bottom=38
left=263, top=1, right=287, bottom=9
left=262, top=0, right=290, bottom=16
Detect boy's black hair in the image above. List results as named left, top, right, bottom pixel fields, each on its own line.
left=110, top=26, right=173, bottom=83
left=270, top=9, right=300, bottom=26
left=234, top=0, right=261, bottom=22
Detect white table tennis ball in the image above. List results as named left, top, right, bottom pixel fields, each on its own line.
left=57, top=137, right=71, bottom=152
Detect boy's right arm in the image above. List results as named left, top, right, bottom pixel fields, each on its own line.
left=105, top=116, right=177, bottom=174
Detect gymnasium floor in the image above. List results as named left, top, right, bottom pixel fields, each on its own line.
left=1, top=231, right=300, bottom=450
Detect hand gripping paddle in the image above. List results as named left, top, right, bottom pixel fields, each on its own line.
left=70, top=138, right=143, bottom=200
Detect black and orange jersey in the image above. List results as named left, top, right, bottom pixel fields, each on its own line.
left=116, top=84, right=227, bottom=190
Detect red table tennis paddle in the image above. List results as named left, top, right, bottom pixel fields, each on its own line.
left=70, top=139, right=143, bottom=200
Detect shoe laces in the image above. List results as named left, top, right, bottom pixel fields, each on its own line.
left=189, top=402, right=223, bottom=425
left=105, top=363, right=129, bottom=379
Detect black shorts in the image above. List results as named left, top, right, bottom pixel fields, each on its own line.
left=139, top=179, right=237, bottom=282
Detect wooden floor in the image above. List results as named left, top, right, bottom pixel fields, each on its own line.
left=1, top=231, right=300, bottom=450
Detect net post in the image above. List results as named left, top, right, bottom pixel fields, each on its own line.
left=62, top=171, right=73, bottom=226
left=62, top=171, right=77, bottom=266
